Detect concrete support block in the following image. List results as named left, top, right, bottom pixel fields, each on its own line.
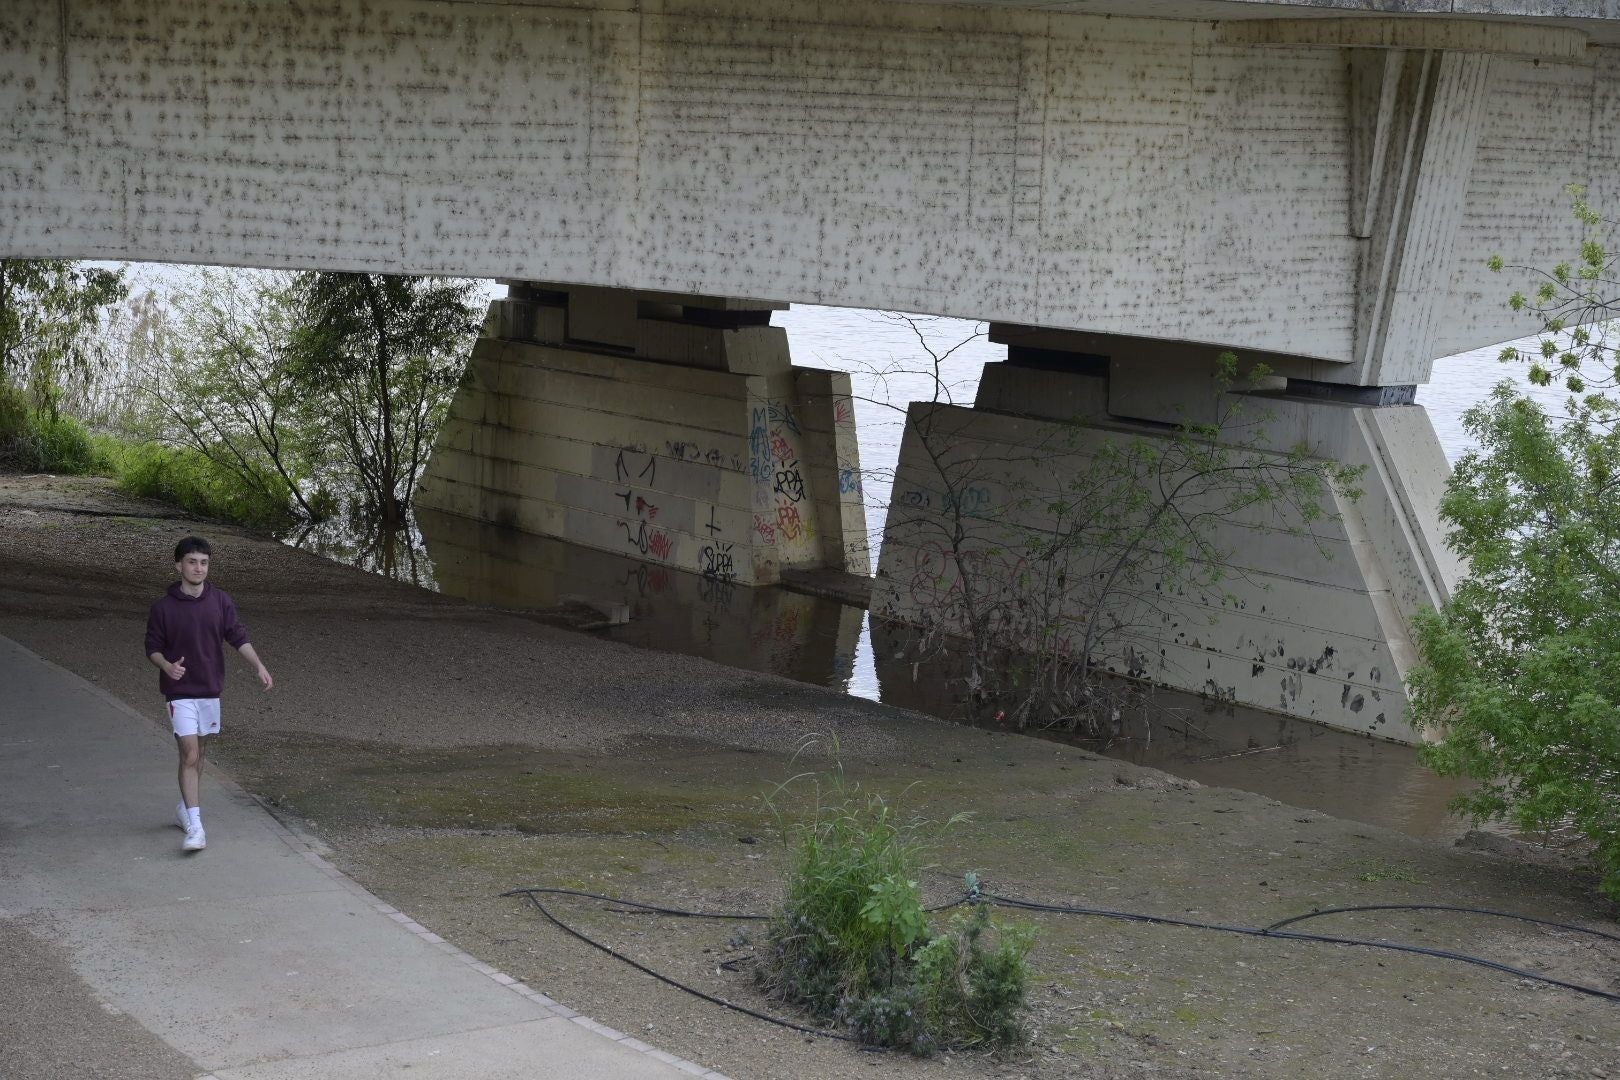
left=491, top=298, right=567, bottom=345
left=562, top=286, right=639, bottom=349
left=792, top=367, right=870, bottom=574
left=634, top=320, right=791, bottom=374
left=974, top=361, right=1110, bottom=421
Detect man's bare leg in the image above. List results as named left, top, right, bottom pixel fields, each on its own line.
left=176, top=734, right=208, bottom=850
left=176, top=734, right=202, bottom=809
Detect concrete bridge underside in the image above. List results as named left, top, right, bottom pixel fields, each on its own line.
left=5, top=0, right=1619, bottom=739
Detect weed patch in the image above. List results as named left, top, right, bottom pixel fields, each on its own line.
left=756, top=764, right=1034, bottom=1054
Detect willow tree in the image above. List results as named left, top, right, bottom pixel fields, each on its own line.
left=288, top=272, right=480, bottom=528
left=0, top=259, right=127, bottom=416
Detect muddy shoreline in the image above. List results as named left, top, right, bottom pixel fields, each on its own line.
left=2, top=473, right=1616, bottom=1080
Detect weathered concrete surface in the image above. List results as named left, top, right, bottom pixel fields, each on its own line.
left=4, top=0, right=1617, bottom=371
left=416, top=288, right=867, bottom=583
left=0, top=635, right=716, bottom=1080
left=873, top=356, right=1458, bottom=741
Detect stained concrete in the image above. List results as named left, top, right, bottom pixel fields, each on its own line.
left=4, top=0, right=1614, bottom=366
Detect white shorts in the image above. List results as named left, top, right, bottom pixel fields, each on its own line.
left=168, top=698, right=222, bottom=738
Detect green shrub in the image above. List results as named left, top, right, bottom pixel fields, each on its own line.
left=758, top=768, right=1033, bottom=1054
left=107, top=439, right=294, bottom=532
left=0, top=383, right=100, bottom=474
left=913, top=904, right=1035, bottom=1049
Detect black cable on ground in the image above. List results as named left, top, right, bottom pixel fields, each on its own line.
left=512, top=889, right=857, bottom=1041
left=1263, top=903, right=1620, bottom=943
left=504, top=882, right=1620, bottom=1042
left=502, top=886, right=768, bottom=920
left=980, top=891, right=1620, bottom=1005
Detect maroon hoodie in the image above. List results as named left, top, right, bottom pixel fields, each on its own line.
left=144, top=582, right=251, bottom=701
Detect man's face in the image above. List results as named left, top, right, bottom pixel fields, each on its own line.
left=176, top=552, right=210, bottom=587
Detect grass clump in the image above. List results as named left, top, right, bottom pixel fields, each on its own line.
left=103, top=438, right=295, bottom=532
left=0, top=384, right=104, bottom=474
left=757, top=763, right=1034, bottom=1054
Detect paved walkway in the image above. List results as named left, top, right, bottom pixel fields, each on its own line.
left=0, top=635, right=727, bottom=1080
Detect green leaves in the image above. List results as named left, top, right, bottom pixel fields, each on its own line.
left=286, top=272, right=481, bottom=523
left=1410, top=382, right=1620, bottom=899
left=0, top=260, right=127, bottom=418
left=862, top=874, right=930, bottom=952
left=1418, top=194, right=1620, bottom=896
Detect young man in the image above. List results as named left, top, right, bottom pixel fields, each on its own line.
left=145, top=536, right=272, bottom=853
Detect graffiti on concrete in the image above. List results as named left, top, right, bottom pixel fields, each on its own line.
left=774, top=461, right=805, bottom=503
left=620, top=518, right=676, bottom=561
left=615, top=449, right=656, bottom=486
left=777, top=503, right=805, bottom=542
left=767, top=401, right=801, bottom=436
left=700, top=540, right=736, bottom=582
left=615, top=447, right=672, bottom=561
left=749, top=407, right=772, bottom=483
left=666, top=440, right=737, bottom=470
left=944, top=486, right=992, bottom=514
left=618, top=491, right=660, bottom=519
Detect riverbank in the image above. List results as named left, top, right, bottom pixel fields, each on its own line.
left=2, top=473, right=1616, bottom=1080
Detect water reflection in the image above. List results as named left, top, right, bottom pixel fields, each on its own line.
left=866, top=618, right=1474, bottom=840
left=415, top=508, right=866, bottom=689
left=285, top=504, right=435, bottom=586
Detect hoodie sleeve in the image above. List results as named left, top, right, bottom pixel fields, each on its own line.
left=144, top=602, right=166, bottom=658
left=220, top=592, right=251, bottom=649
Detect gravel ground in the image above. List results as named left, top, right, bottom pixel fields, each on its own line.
left=2, top=473, right=1618, bottom=1080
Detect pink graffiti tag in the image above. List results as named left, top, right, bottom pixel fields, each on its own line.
left=776, top=504, right=804, bottom=541
left=833, top=397, right=853, bottom=425
left=752, top=514, right=777, bottom=545
left=646, top=529, right=675, bottom=561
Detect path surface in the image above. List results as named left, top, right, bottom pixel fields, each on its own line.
left=0, top=635, right=722, bottom=1080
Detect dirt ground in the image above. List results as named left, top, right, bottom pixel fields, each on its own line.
left=3, top=473, right=1618, bottom=1080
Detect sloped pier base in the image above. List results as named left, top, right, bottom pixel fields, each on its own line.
left=873, top=341, right=1459, bottom=743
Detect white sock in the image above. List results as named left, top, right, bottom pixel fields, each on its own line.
left=187, top=807, right=202, bottom=829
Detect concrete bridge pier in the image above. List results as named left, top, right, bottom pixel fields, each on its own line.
left=872, top=326, right=1461, bottom=743
left=415, top=284, right=868, bottom=586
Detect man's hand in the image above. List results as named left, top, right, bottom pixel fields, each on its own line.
left=239, top=643, right=272, bottom=691
left=165, top=656, right=186, bottom=681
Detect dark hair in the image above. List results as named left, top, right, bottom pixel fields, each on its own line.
left=174, top=536, right=212, bottom=561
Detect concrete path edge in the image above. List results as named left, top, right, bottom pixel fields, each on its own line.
left=1, top=634, right=734, bottom=1080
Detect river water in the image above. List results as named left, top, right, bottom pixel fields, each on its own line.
left=398, top=302, right=1570, bottom=842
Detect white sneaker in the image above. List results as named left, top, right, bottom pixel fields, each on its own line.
left=175, top=803, right=190, bottom=831
left=182, top=826, right=206, bottom=853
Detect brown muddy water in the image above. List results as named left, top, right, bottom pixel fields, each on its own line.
left=290, top=506, right=1478, bottom=845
